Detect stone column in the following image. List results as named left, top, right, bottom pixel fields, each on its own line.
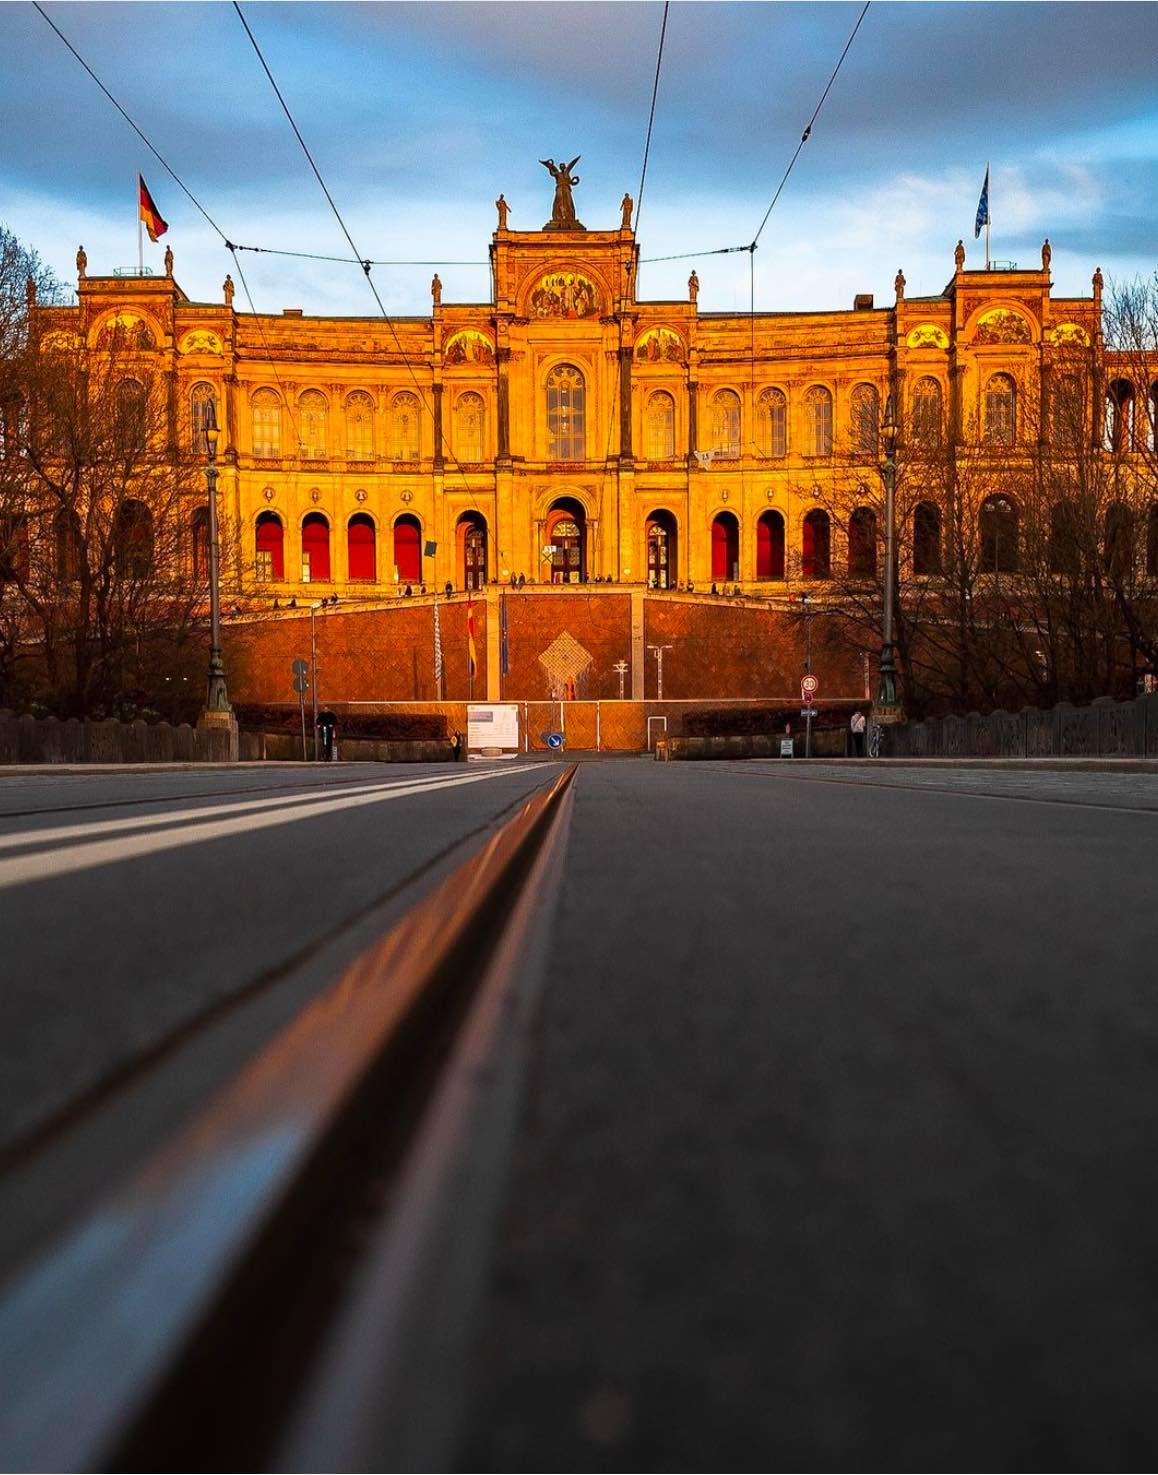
left=432, top=383, right=444, bottom=471
left=687, top=380, right=698, bottom=465
left=619, top=346, right=633, bottom=460
left=497, top=347, right=511, bottom=460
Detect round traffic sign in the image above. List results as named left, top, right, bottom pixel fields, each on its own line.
left=545, top=732, right=565, bottom=750
left=801, top=674, right=819, bottom=695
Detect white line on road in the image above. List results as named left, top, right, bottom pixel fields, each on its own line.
left=0, top=766, right=545, bottom=892
left=0, top=771, right=506, bottom=856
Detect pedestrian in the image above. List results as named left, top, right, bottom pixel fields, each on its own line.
left=850, top=708, right=867, bottom=757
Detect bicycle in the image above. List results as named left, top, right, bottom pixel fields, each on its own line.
left=867, top=722, right=882, bottom=759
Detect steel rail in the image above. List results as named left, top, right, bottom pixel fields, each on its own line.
left=0, top=764, right=576, bottom=1472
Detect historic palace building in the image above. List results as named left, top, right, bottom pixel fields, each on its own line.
left=37, top=170, right=1110, bottom=606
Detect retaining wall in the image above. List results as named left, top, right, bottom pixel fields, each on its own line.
left=0, top=711, right=236, bottom=765
left=892, top=694, right=1158, bottom=759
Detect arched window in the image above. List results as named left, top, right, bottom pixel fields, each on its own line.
left=1049, top=502, right=1078, bottom=576
left=711, top=512, right=739, bottom=581
left=255, top=511, right=284, bottom=580
left=345, top=391, right=375, bottom=461
left=546, top=500, right=586, bottom=582
left=984, top=374, right=1016, bottom=447
left=114, top=499, right=153, bottom=578
left=0, top=514, right=30, bottom=582
left=190, top=383, right=216, bottom=450
left=115, top=379, right=147, bottom=454
left=454, top=391, right=486, bottom=462
left=805, top=386, right=833, bottom=457
left=645, top=391, right=675, bottom=460
left=913, top=502, right=942, bottom=576
left=911, top=378, right=943, bottom=446
left=646, top=510, right=677, bottom=589
left=1051, top=373, right=1083, bottom=447
left=1104, top=502, right=1134, bottom=579
left=850, top=384, right=880, bottom=452
left=457, top=513, right=488, bottom=590
left=1148, top=505, right=1158, bottom=577
left=191, top=506, right=210, bottom=581
left=391, top=393, right=421, bottom=461
left=55, top=508, right=83, bottom=582
left=756, top=510, right=785, bottom=580
left=848, top=506, right=877, bottom=579
left=252, top=389, right=282, bottom=459
left=546, top=364, right=585, bottom=461
left=1105, top=380, right=1135, bottom=452
left=299, top=390, right=328, bottom=460
left=980, top=495, right=1019, bottom=572
left=711, top=390, right=741, bottom=458
left=758, top=388, right=787, bottom=458
left=301, top=511, right=330, bottom=583
left=802, top=509, right=831, bottom=579
left=347, top=513, right=376, bottom=581
left=1150, top=384, right=1158, bottom=454
left=394, top=514, right=422, bottom=582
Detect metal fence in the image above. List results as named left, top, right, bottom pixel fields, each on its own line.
left=892, top=694, right=1158, bottom=760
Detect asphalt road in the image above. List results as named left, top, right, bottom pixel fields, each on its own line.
left=3, top=758, right=1158, bottom=1469
left=0, top=761, right=555, bottom=1159
left=460, top=761, right=1158, bottom=1470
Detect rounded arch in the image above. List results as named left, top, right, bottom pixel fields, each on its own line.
left=344, top=389, right=375, bottom=461
left=645, top=508, right=678, bottom=589
left=711, top=510, right=740, bottom=582
left=516, top=261, right=609, bottom=319
left=298, top=389, right=328, bottom=460
left=546, top=363, right=586, bottom=461
left=347, top=511, right=376, bottom=582
left=545, top=496, right=586, bottom=583
left=191, top=505, right=210, bottom=581
left=644, top=390, right=676, bottom=461
left=850, top=383, right=880, bottom=453
left=114, top=499, right=153, bottom=578
left=757, top=509, right=785, bottom=580
left=393, top=512, right=422, bottom=583
left=848, top=505, right=878, bottom=579
left=984, top=373, right=1016, bottom=447
left=114, top=378, right=147, bottom=452
left=805, top=384, right=834, bottom=456
left=710, top=388, right=741, bottom=458
left=453, top=390, right=487, bottom=461
left=912, top=501, right=942, bottom=576
left=190, top=382, right=216, bottom=450
left=301, top=510, right=331, bottom=583
left=456, top=511, right=488, bottom=590
left=802, top=508, right=831, bottom=579
left=390, top=392, right=422, bottom=461
left=91, top=309, right=160, bottom=352
left=911, top=377, right=943, bottom=445
left=251, top=387, right=283, bottom=458
left=1105, top=379, right=1136, bottom=452
left=968, top=304, right=1037, bottom=345
left=255, top=509, right=284, bottom=581
left=1104, top=500, right=1135, bottom=578
left=758, top=387, right=787, bottom=457
left=980, top=494, right=1019, bottom=573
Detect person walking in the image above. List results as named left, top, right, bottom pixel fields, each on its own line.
left=850, top=708, right=867, bottom=757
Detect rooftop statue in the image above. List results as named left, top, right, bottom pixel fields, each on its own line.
left=540, top=155, right=585, bottom=231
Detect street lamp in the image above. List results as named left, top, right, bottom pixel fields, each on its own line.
left=198, top=399, right=236, bottom=747
left=876, top=391, right=903, bottom=727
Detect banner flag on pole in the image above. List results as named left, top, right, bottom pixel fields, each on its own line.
left=138, top=175, right=168, bottom=243
left=466, top=599, right=478, bottom=677
left=433, top=596, right=443, bottom=683
left=973, top=165, right=990, bottom=240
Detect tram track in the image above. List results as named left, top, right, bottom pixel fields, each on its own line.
left=0, top=764, right=577, bottom=1472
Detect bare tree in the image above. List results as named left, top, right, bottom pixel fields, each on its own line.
left=0, top=320, right=242, bottom=717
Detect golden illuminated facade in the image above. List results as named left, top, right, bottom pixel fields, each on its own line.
left=40, top=202, right=1104, bottom=599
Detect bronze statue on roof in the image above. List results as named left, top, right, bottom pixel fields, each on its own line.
left=540, top=156, right=584, bottom=231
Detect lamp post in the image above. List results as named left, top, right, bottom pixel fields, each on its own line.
left=197, top=399, right=237, bottom=752
left=876, top=392, right=903, bottom=731
left=647, top=643, right=673, bottom=699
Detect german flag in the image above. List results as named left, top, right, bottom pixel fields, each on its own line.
left=466, top=599, right=478, bottom=676
left=138, top=175, right=168, bottom=243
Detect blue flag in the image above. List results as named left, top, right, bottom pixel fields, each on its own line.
left=974, top=166, right=990, bottom=239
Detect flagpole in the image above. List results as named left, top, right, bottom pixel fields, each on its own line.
left=137, top=171, right=143, bottom=276
left=985, top=160, right=991, bottom=270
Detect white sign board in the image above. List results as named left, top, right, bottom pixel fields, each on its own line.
left=779, top=738, right=795, bottom=758
left=467, top=703, right=520, bottom=751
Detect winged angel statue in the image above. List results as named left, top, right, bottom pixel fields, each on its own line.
left=540, top=156, right=582, bottom=229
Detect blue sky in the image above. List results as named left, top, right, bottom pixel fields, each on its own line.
left=3, top=2, right=1157, bottom=317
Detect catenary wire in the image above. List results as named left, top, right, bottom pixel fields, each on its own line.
left=232, top=1, right=490, bottom=533
left=634, top=1, right=669, bottom=241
